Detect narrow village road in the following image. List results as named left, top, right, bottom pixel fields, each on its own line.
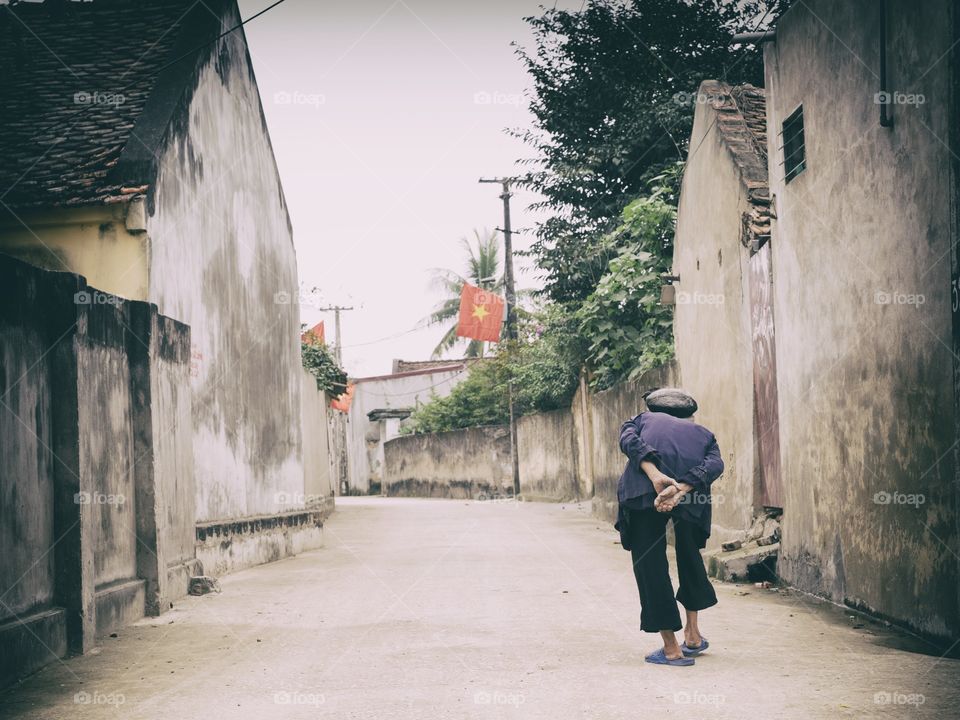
left=1, top=497, right=957, bottom=719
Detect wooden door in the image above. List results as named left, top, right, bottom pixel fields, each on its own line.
left=749, top=241, right=784, bottom=509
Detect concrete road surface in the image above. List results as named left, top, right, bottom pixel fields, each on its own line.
left=1, top=497, right=957, bottom=719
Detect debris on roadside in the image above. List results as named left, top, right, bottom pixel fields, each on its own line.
left=189, top=575, right=222, bottom=595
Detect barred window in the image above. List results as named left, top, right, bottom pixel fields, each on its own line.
left=781, top=105, right=806, bottom=183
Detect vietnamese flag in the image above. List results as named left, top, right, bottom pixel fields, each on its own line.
left=301, top=321, right=325, bottom=345
left=456, top=283, right=505, bottom=343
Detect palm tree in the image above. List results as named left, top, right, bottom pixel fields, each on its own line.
left=425, top=229, right=503, bottom=358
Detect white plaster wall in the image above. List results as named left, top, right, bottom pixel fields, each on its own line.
left=301, top=369, right=334, bottom=501
left=147, top=7, right=304, bottom=522
left=673, top=95, right=758, bottom=545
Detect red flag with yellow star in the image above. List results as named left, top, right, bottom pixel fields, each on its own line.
left=456, top=283, right=505, bottom=343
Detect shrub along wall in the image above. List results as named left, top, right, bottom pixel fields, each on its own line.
left=381, top=363, right=679, bottom=509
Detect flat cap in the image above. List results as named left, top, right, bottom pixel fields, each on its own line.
left=644, top=388, right=698, bottom=418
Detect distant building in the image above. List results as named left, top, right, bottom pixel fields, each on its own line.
left=345, top=359, right=471, bottom=493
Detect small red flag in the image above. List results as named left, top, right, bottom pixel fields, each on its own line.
left=456, top=283, right=504, bottom=343
left=330, top=382, right=355, bottom=412
left=301, top=321, right=325, bottom=345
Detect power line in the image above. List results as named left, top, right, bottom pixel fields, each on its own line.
left=153, top=0, right=293, bottom=76
left=340, top=324, right=430, bottom=349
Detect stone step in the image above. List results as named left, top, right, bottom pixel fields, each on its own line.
left=705, top=541, right=779, bottom=583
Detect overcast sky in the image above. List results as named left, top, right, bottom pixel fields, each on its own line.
left=238, top=0, right=576, bottom=377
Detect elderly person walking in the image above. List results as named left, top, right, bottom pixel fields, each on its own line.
left=615, top=388, right=724, bottom=667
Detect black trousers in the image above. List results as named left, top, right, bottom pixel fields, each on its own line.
left=626, top=507, right=717, bottom=632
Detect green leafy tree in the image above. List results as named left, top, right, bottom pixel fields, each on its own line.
left=510, top=303, right=585, bottom=414
left=424, top=228, right=503, bottom=358
left=407, top=306, right=584, bottom=434
left=513, top=0, right=778, bottom=303
left=406, top=357, right=512, bottom=433
left=410, top=181, right=679, bottom=431
left=301, top=336, right=348, bottom=396
left=577, top=193, right=676, bottom=389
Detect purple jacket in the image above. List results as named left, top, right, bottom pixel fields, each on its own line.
left=617, top=411, right=724, bottom=541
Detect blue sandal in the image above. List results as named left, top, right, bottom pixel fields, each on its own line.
left=681, top=638, right=709, bottom=657
left=645, top=647, right=695, bottom=666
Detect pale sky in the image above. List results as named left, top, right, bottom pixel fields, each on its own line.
left=238, top=0, right=573, bottom=376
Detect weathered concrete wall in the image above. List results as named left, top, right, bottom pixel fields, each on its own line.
left=383, top=426, right=512, bottom=498
left=152, top=314, right=197, bottom=590
left=347, top=367, right=467, bottom=492
left=146, top=1, right=304, bottom=522
left=301, top=369, right=335, bottom=505
left=81, top=301, right=138, bottom=593
left=326, top=400, right=349, bottom=495
left=588, top=364, right=678, bottom=523
left=672, top=87, right=759, bottom=546
left=516, top=408, right=578, bottom=501
left=195, top=510, right=324, bottom=577
left=128, top=305, right=197, bottom=612
left=0, top=253, right=198, bottom=684
left=0, top=259, right=63, bottom=646
left=765, top=0, right=958, bottom=639
left=382, top=364, right=682, bottom=514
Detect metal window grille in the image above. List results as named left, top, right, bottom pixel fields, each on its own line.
left=781, top=106, right=806, bottom=183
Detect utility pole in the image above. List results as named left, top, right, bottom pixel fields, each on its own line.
left=479, top=176, right=520, bottom=497
left=479, top=178, right=517, bottom=339
left=316, top=305, right=353, bottom=364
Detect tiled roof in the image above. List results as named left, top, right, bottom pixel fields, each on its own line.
left=0, top=0, right=195, bottom=210
left=697, top=80, right=771, bottom=251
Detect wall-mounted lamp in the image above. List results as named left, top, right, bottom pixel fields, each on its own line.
left=660, top=274, right=681, bottom=305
